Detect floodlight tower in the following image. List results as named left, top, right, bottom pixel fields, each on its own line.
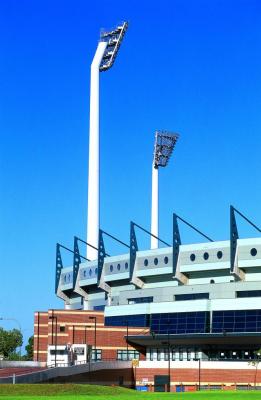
left=151, top=131, right=179, bottom=249
left=87, top=22, right=128, bottom=260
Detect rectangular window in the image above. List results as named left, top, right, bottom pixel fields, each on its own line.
left=105, top=314, right=149, bottom=327
left=117, top=350, right=140, bottom=361
left=164, top=348, right=169, bottom=361
left=175, top=293, right=209, bottom=301
left=212, top=310, right=261, bottom=333
left=236, top=291, right=261, bottom=298
left=127, top=297, right=153, bottom=304
left=50, top=349, right=66, bottom=355
left=60, top=325, right=65, bottom=332
left=150, top=311, right=209, bottom=334
left=91, top=349, right=102, bottom=361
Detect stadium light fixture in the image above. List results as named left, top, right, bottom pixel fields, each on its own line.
left=87, top=22, right=128, bottom=260
left=151, top=131, right=179, bottom=249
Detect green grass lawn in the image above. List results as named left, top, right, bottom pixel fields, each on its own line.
left=1, top=385, right=261, bottom=399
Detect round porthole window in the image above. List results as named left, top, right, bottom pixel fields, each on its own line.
left=125, top=262, right=128, bottom=270
left=203, top=252, right=209, bottom=260
left=250, top=248, right=257, bottom=257
left=164, top=256, right=169, bottom=264
left=83, top=270, right=86, bottom=277
left=117, top=263, right=121, bottom=271
left=144, top=259, right=148, bottom=267
left=154, top=258, right=158, bottom=266
left=190, top=253, right=196, bottom=262
left=89, top=269, right=92, bottom=276
left=217, top=251, right=223, bottom=259
left=95, top=267, right=98, bottom=275
left=110, top=265, right=113, bottom=272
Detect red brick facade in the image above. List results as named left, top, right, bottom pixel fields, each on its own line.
left=33, top=309, right=145, bottom=362
left=34, top=309, right=261, bottom=389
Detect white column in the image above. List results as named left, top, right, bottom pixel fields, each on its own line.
left=151, top=164, right=159, bottom=249
left=87, top=41, right=108, bottom=260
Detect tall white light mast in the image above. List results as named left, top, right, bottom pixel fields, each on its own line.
left=151, top=131, right=179, bottom=249
left=87, top=22, right=128, bottom=260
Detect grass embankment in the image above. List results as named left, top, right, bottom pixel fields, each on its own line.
left=1, top=384, right=261, bottom=399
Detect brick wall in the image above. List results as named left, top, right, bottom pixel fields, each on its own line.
left=33, top=309, right=145, bottom=362
left=136, top=367, right=261, bottom=386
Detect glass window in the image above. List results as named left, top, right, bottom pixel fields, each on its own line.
left=127, top=296, right=153, bottom=304
left=144, top=259, right=148, bottom=267
left=237, top=290, right=261, bottom=298
left=117, top=350, right=140, bottom=361
left=125, top=262, right=128, bottom=270
left=95, top=267, right=98, bottom=275
left=117, top=263, right=121, bottom=271
left=89, top=269, right=92, bottom=276
left=190, top=253, right=196, bottom=262
left=217, top=251, right=223, bottom=259
left=175, top=293, right=209, bottom=301
left=250, top=248, right=257, bottom=257
left=110, top=265, right=113, bottom=272
left=92, top=349, right=102, bottom=361
left=203, top=252, right=209, bottom=260
left=164, top=349, right=169, bottom=361
left=154, top=258, right=158, bottom=266
left=164, top=256, right=169, bottom=264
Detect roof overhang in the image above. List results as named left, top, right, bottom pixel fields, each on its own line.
left=127, top=333, right=261, bottom=348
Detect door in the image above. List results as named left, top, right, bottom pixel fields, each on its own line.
left=154, top=375, right=169, bottom=392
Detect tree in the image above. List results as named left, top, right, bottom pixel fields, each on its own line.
left=25, top=335, right=34, bottom=360
left=249, top=349, right=261, bottom=389
left=0, top=327, right=23, bottom=359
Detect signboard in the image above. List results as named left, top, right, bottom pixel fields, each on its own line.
left=73, top=347, right=85, bottom=355
left=132, top=359, right=139, bottom=367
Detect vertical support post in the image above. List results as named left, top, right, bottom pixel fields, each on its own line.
left=167, top=321, right=171, bottom=392
left=89, top=316, right=97, bottom=361
left=130, top=222, right=138, bottom=279
left=85, top=326, right=87, bottom=364
left=73, top=237, right=81, bottom=289
left=55, top=244, right=63, bottom=293
left=98, top=229, right=106, bottom=283
left=54, top=316, right=58, bottom=368
left=126, top=321, right=129, bottom=360
left=198, top=358, right=201, bottom=391
left=230, top=206, right=238, bottom=272
left=94, top=318, right=97, bottom=361
left=87, top=41, right=107, bottom=260
left=37, top=312, right=40, bottom=361
left=151, top=165, right=159, bottom=249
left=173, top=213, right=181, bottom=275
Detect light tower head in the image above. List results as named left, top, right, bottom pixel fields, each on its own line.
left=153, top=130, right=179, bottom=169
left=99, top=22, right=128, bottom=72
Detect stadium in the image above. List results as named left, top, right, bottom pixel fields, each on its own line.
left=32, top=22, right=261, bottom=392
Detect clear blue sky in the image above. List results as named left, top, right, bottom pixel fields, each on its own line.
left=1, top=0, right=261, bottom=350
